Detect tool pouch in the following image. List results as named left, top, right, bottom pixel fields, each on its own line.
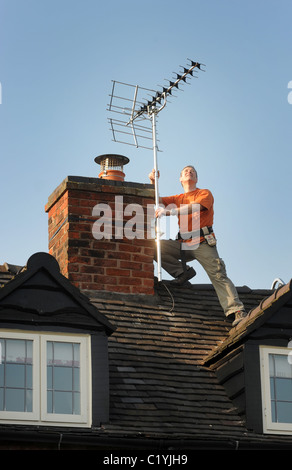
left=177, top=226, right=216, bottom=246
left=201, top=227, right=217, bottom=246
left=204, top=233, right=216, bottom=246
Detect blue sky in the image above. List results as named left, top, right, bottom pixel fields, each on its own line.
left=0, top=0, right=291, bottom=289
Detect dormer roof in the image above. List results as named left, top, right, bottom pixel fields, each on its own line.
left=0, top=252, right=115, bottom=335
left=205, top=279, right=292, bottom=367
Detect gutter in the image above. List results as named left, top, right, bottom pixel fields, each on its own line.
left=0, top=426, right=292, bottom=451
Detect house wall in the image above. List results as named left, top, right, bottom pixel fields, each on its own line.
left=212, top=345, right=246, bottom=416
left=91, top=332, right=110, bottom=425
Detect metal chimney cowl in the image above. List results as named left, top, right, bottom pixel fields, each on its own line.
left=95, top=154, right=130, bottom=181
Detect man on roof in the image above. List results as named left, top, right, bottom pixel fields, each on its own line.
left=149, top=165, right=247, bottom=327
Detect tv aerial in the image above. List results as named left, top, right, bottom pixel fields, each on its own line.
left=107, top=59, right=205, bottom=282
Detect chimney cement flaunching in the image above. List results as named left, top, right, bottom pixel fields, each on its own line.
left=45, top=156, right=155, bottom=295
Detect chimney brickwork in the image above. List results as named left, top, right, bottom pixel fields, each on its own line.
left=45, top=176, right=155, bottom=295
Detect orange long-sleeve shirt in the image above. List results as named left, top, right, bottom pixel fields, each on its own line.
left=161, top=188, right=214, bottom=244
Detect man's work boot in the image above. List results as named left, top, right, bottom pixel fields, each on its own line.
left=232, top=310, right=248, bottom=327
left=170, top=267, right=196, bottom=286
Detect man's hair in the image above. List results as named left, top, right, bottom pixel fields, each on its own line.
left=180, top=165, right=198, bottom=179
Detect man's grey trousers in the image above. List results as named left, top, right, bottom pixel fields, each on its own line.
left=156, top=239, right=244, bottom=317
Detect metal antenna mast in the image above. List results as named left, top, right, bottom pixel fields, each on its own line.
left=107, top=60, right=205, bottom=282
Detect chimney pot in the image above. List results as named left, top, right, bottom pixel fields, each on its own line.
left=95, top=154, right=130, bottom=181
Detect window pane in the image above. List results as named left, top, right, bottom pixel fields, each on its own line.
left=6, top=364, right=25, bottom=388
left=270, top=377, right=275, bottom=400
left=0, top=364, right=3, bottom=388
left=73, top=392, right=80, bottom=414
left=6, top=340, right=26, bottom=363
left=269, top=354, right=275, bottom=376
left=269, top=353, right=292, bottom=425
left=276, top=401, right=292, bottom=423
left=26, top=389, right=32, bottom=413
left=47, top=391, right=53, bottom=413
left=47, top=341, right=80, bottom=415
left=0, top=338, right=33, bottom=413
left=73, top=368, right=80, bottom=391
left=0, top=339, right=4, bottom=364
left=6, top=389, right=25, bottom=412
left=73, top=344, right=80, bottom=367
left=274, top=355, right=292, bottom=378
left=275, top=377, right=292, bottom=401
left=54, top=366, right=73, bottom=391
left=51, top=342, right=73, bottom=366
left=271, top=400, right=276, bottom=422
left=26, top=364, right=32, bottom=389
left=54, top=391, right=73, bottom=414
left=26, top=342, right=32, bottom=363
left=47, top=342, right=53, bottom=363
left=47, top=365, right=52, bottom=389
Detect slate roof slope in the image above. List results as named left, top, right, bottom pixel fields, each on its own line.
left=87, top=281, right=276, bottom=447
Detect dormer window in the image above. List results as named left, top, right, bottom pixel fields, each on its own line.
left=260, top=346, right=292, bottom=435
left=0, top=330, right=91, bottom=427
left=0, top=253, right=115, bottom=432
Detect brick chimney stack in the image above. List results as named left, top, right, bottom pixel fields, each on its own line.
left=45, top=155, right=155, bottom=295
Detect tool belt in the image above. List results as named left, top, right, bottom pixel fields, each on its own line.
left=177, top=226, right=215, bottom=246
left=178, top=226, right=216, bottom=273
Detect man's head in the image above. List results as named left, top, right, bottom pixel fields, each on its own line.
left=179, top=165, right=198, bottom=188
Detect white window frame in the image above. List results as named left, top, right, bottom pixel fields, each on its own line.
left=0, top=330, right=92, bottom=428
left=0, top=331, right=40, bottom=423
left=260, top=345, right=292, bottom=435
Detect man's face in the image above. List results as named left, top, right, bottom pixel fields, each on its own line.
left=179, top=167, right=197, bottom=186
